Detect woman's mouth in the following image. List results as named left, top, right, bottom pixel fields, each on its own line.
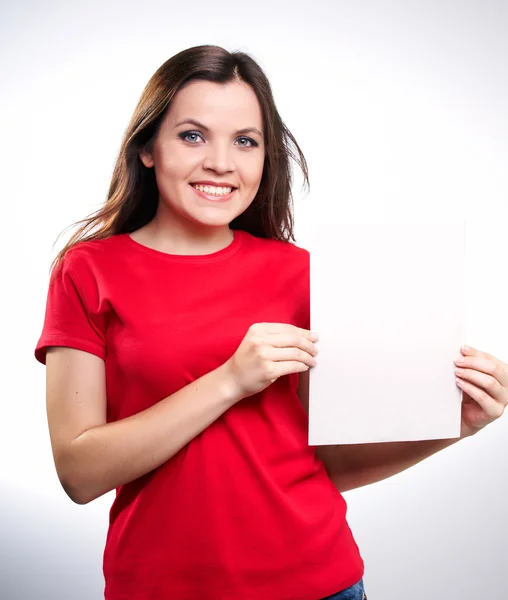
left=190, top=183, right=237, bottom=202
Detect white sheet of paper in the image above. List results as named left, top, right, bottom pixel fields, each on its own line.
left=308, top=222, right=465, bottom=445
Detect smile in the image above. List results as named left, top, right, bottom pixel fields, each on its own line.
left=191, top=183, right=234, bottom=196
left=190, top=184, right=237, bottom=202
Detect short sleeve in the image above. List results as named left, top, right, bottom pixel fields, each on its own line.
left=34, top=256, right=107, bottom=365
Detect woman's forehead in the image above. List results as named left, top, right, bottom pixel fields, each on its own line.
left=166, top=80, right=263, bottom=131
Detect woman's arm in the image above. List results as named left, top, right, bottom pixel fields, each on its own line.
left=315, top=437, right=459, bottom=492
left=46, top=347, right=242, bottom=505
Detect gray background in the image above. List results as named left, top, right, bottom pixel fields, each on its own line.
left=2, top=0, right=507, bottom=598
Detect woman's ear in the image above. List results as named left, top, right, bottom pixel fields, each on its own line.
left=139, top=148, right=154, bottom=168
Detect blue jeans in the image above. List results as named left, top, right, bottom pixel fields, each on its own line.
left=321, top=578, right=367, bottom=600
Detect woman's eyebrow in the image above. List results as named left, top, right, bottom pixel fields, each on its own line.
left=175, top=118, right=263, bottom=138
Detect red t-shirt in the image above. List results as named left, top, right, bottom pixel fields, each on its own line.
left=35, top=229, right=364, bottom=600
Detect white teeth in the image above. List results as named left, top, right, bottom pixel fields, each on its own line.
left=193, top=184, right=233, bottom=196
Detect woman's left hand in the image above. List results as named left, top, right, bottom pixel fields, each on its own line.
left=455, top=346, right=508, bottom=437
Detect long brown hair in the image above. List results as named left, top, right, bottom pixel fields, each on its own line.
left=50, top=45, right=310, bottom=272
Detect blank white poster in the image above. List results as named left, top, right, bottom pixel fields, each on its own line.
left=309, top=222, right=465, bottom=445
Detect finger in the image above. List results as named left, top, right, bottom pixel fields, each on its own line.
left=265, top=346, right=317, bottom=367
left=271, top=361, right=310, bottom=379
left=455, top=368, right=507, bottom=405
left=256, top=323, right=319, bottom=341
left=461, top=345, right=498, bottom=362
left=456, top=378, right=505, bottom=419
left=266, top=332, right=318, bottom=356
left=455, top=356, right=508, bottom=387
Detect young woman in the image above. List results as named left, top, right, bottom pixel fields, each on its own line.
left=35, top=45, right=507, bottom=600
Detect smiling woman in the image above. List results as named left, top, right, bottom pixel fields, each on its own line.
left=34, top=45, right=368, bottom=600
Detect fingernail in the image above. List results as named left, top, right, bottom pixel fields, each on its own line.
left=462, top=345, right=470, bottom=352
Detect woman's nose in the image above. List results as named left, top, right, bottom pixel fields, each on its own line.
left=202, top=143, right=235, bottom=173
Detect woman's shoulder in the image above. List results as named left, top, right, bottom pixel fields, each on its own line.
left=55, top=234, right=125, bottom=278
left=63, top=234, right=124, bottom=260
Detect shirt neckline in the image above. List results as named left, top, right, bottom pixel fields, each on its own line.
left=119, top=228, right=245, bottom=263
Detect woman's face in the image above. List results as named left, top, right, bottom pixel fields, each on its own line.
left=139, top=79, right=265, bottom=232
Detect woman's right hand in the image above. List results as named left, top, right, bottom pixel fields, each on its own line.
left=223, top=323, right=319, bottom=400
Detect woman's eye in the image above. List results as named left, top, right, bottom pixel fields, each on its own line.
left=179, top=131, right=258, bottom=148
left=237, top=137, right=257, bottom=148
left=180, top=131, right=204, bottom=143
